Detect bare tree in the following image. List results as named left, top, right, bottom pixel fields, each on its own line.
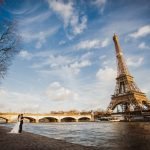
left=0, top=20, right=20, bottom=80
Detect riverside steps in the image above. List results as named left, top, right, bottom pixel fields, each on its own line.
left=0, top=126, right=98, bottom=150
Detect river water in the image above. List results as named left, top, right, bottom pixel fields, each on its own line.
left=1, top=122, right=150, bottom=150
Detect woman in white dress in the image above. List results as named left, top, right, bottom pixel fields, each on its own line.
left=9, top=114, right=21, bottom=134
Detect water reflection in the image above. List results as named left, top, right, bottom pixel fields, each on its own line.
left=1, top=122, right=150, bottom=150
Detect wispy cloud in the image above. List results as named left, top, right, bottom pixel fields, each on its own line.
left=18, top=50, right=32, bottom=60
left=96, top=66, right=116, bottom=82
left=69, top=60, right=91, bottom=75
left=75, top=38, right=109, bottom=50
left=20, top=26, right=59, bottom=48
left=127, top=56, right=144, bottom=67
left=35, top=54, right=91, bottom=76
left=19, top=50, right=92, bottom=77
left=31, top=54, right=73, bottom=69
left=129, top=25, right=150, bottom=38
left=59, top=40, right=66, bottom=45
left=5, top=1, right=41, bottom=15
left=47, top=0, right=87, bottom=36
left=138, top=42, right=150, bottom=50
left=19, top=11, right=51, bottom=25
left=92, top=0, right=107, bottom=12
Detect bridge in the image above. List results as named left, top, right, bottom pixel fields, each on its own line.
left=0, top=113, right=94, bottom=123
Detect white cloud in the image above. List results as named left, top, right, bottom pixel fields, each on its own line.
left=31, top=54, right=73, bottom=69
left=138, top=42, right=150, bottom=50
left=30, top=52, right=92, bottom=76
left=18, top=50, right=32, bottom=60
left=80, top=52, right=93, bottom=60
left=70, top=15, right=87, bottom=35
left=52, top=59, right=90, bottom=76
left=129, top=25, right=150, bottom=38
left=20, top=11, right=51, bottom=25
left=7, top=1, right=40, bottom=15
left=0, top=89, right=43, bottom=113
left=20, top=26, right=58, bottom=48
left=93, top=0, right=107, bottom=7
left=101, top=38, right=109, bottom=47
left=0, top=89, right=7, bottom=96
left=92, top=0, right=107, bottom=12
left=69, top=60, right=91, bottom=75
left=76, top=39, right=100, bottom=49
left=99, top=55, right=106, bottom=60
left=47, top=0, right=87, bottom=35
left=75, top=38, right=109, bottom=50
left=46, top=82, right=78, bottom=101
left=96, top=66, right=116, bottom=82
left=48, top=0, right=73, bottom=26
left=85, top=65, right=116, bottom=109
left=59, top=40, right=66, bottom=45
left=127, top=56, right=144, bottom=67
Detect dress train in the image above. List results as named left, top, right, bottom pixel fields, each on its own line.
left=9, top=122, right=20, bottom=134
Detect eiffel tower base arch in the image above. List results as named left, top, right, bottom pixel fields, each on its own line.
left=107, top=92, right=150, bottom=116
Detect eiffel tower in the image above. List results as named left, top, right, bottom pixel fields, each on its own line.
left=107, top=34, right=150, bottom=113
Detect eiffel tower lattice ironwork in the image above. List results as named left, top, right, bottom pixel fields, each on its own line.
left=107, top=34, right=150, bottom=113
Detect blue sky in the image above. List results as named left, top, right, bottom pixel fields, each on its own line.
left=0, top=0, right=150, bottom=113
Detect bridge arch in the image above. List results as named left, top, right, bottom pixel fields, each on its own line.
left=61, top=117, right=76, bottom=122
left=23, top=117, right=36, bottom=123
left=0, top=117, right=8, bottom=123
left=39, top=117, right=58, bottom=123
left=78, top=117, right=91, bottom=122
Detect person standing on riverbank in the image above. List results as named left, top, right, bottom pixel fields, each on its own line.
left=19, top=114, right=24, bottom=133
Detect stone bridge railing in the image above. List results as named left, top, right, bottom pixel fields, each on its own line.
left=0, top=113, right=94, bottom=123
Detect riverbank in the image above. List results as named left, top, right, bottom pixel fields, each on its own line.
left=0, top=126, right=98, bottom=150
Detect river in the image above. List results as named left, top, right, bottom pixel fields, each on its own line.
left=1, top=122, right=150, bottom=149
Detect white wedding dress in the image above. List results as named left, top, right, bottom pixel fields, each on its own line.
left=9, top=121, right=20, bottom=134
